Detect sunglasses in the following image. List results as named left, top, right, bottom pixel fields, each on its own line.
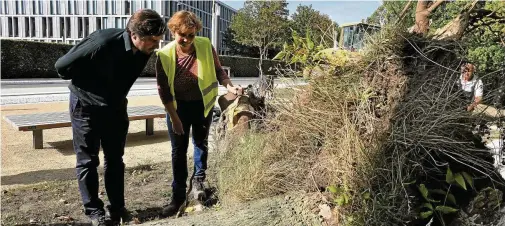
left=178, top=32, right=196, bottom=39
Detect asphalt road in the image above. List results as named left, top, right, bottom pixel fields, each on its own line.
left=0, top=77, right=305, bottom=105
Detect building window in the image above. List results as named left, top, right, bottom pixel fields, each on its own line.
left=39, top=1, right=43, bottom=15
left=56, top=0, right=60, bottom=14
left=105, top=0, right=109, bottom=14
left=115, top=17, right=120, bottom=28
left=110, top=1, right=117, bottom=15
left=65, top=17, right=70, bottom=37
left=13, top=17, right=19, bottom=36
left=74, top=0, right=78, bottom=15
left=122, top=17, right=127, bottom=29
left=48, top=17, right=53, bottom=37
left=50, top=0, right=54, bottom=14
left=84, top=18, right=89, bottom=36
left=8, top=17, right=13, bottom=37
left=60, top=17, right=64, bottom=37
left=42, top=17, right=47, bottom=37
left=30, top=17, right=35, bottom=37
left=15, top=0, right=19, bottom=14
left=33, top=1, right=37, bottom=14
left=125, top=1, right=130, bottom=14
left=78, top=17, right=83, bottom=38
left=25, top=17, right=29, bottom=36
left=96, top=17, right=102, bottom=30
left=103, top=17, right=108, bottom=29
left=92, top=0, right=96, bottom=15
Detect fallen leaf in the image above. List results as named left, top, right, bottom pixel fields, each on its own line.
left=185, top=206, right=195, bottom=213
left=133, top=217, right=141, bottom=224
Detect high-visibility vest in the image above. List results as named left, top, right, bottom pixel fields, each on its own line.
left=156, top=36, right=218, bottom=117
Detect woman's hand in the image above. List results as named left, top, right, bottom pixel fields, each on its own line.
left=171, top=117, right=185, bottom=135
left=227, top=85, right=243, bottom=95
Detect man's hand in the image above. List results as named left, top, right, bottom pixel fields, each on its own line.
left=227, top=85, right=243, bottom=95
left=467, top=104, right=475, bottom=112
left=171, top=117, right=184, bottom=135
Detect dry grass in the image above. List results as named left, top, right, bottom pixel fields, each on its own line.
left=214, top=26, right=503, bottom=225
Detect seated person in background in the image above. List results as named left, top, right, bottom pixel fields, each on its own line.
left=460, top=62, right=505, bottom=118
left=460, top=62, right=483, bottom=112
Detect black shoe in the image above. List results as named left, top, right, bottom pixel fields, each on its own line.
left=161, top=196, right=185, bottom=217
left=90, top=213, right=109, bottom=226
left=106, top=206, right=130, bottom=225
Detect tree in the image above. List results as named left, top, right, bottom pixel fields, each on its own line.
left=222, top=28, right=259, bottom=58
left=230, top=0, right=290, bottom=77
left=368, top=0, right=505, bottom=77
left=367, top=1, right=416, bottom=27
left=291, top=4, right=338, bottom=48
left=411, top=0, right=445, bottom=35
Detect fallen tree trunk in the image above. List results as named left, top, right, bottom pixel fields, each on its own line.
left=433, top=0, right=479, bottom=40
left=411, top=0, right=445, bottom=35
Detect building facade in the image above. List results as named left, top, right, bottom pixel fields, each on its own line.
left=0, top=0, right=236, bottom=54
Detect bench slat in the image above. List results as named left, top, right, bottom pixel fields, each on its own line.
left=4, top=105, right=166, bottom=131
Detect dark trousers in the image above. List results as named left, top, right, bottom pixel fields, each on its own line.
left=166, top=100, right=213, bottom=198
left=70, top=92, right=129, bottom=216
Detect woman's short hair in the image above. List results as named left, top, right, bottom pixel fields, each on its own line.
left=168, top=10, right=203, bottom=34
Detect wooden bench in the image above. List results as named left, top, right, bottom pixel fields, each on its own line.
left=3, top=105, right=166, bottom=149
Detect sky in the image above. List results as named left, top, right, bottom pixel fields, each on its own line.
left=221, top=0, right=382, bottom=25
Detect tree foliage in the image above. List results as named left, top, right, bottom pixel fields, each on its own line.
left=290, top=4, right=338, bottom=48
left=230, top=0, right=290, bottom=60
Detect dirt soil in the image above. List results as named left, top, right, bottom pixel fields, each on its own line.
left=1, top=159, right=323, bottom=226
left=141, top=191, right=323, bottom=226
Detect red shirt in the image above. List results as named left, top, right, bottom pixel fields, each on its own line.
left=156, top=46, right=229, bottom=103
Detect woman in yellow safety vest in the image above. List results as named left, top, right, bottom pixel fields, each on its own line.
left=155, top=10, right=242, bottom=216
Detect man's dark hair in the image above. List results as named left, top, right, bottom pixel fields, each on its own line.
left=127, top=9, right=167, bottom=37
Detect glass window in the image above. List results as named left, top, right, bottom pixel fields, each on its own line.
left=103, top=17, right=108, bottom=29
left=125, top=1, right=130, bottom=14
left=65, top=17, right=70, bottom=37
left=7, top=17, right=12, bottom=37
left=25, top=17, right=30, bottom=36
left=78, top=17, right=83, bottom=37
left=59, top=17, right=64, bottom=37
left=13, top=17, right=18, bottom=36
left=42, top=17, right=47, bottom=37
left=31, top=17, right=36, bottom=36
left=96, top=17, right=102, bottom=30
left=48, top=17, right=53, bottom=37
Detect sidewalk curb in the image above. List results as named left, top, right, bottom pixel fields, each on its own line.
left=0, top=78, right=160, bottom=85
left=0, top=77, right=262, bottom=85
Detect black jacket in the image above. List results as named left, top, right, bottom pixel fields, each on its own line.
left=55, top=28, right=151, bottom=106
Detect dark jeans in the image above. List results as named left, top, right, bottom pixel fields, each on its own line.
left=166, top=99, right=213, bottom=198
left=70, top=92, right=129, bottom=216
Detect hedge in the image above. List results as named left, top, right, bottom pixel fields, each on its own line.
left=1, top=39, right=283, bottom=79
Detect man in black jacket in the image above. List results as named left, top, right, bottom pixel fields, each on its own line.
left=55, top=9, right=166, bottom=226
